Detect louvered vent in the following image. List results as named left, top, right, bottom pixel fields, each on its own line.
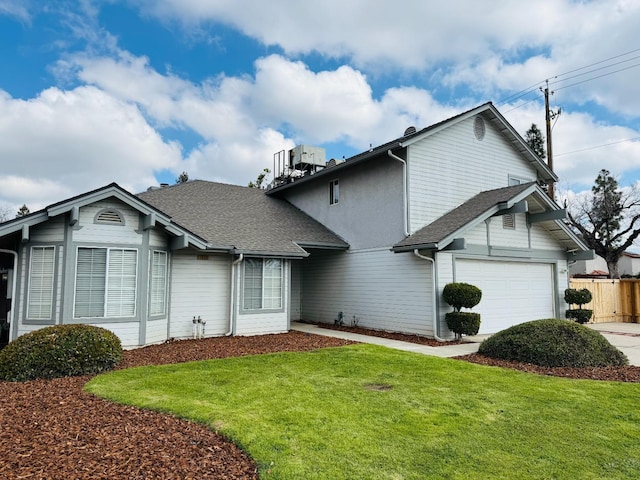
left=502, top=213, right=515, bottom=229
left=473, top=116, right=486, bottom=141
left=96, top=210, right=123, bottom=225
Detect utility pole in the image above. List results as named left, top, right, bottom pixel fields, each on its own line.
left=541, top=80, right=561, bottom=200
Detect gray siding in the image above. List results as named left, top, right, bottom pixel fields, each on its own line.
left=408, top=116, right=540, bottom=232
left=169, top=252, right=231, bottom=338
left=283, top=157, right=405, bottom=249
left=301, top=249, right=434, bottom=336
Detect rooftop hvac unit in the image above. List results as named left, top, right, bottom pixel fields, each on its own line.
left=289, top=145, right=326, bottom=173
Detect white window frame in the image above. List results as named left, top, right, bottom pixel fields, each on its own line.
left=149, top=250, right=168, bottom=316
left=27, top=246, right=55, bottom=320
left=73, top=247, right=138, bottom=319
left=242, top=258, right=283, bottom=312
left=329, top=179, right=339, bottom=205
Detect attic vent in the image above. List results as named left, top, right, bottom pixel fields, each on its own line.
left=502, top=213, right=515, bottom=230
left=95, top=210, right=124, bottom=225
left=473, top=116, right=486, bottom=141
left=404, top=126, right=417, bottom=136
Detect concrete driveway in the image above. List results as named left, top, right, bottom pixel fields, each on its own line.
left=588, top=323, right=640, bottom=366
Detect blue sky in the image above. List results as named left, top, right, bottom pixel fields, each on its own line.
left=1, top=0, right=639, bottom=214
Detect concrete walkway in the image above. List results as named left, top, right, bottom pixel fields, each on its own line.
left=292, top=321, right=640, bottom=366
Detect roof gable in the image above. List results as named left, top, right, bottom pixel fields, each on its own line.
left=393, top=182, right=587, bottom=253
left=0, top=183, right=208, bottom=249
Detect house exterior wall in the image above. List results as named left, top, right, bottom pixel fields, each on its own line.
left=407, top=115, right=540, bottom=232
left=300, top=249, right=434, bottom=336
left=569, top=255, right=608, bottom=277
left=12, top=199, right=173, bottom=348
left=282, top=156, right=405, bottom=249
left=169, top=251, right=231, bottom=339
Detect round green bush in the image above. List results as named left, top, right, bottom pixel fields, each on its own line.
left=443, top=283, right=482, bottom=311
left=564, top=288, right=592, bottom=307
left=446, top=312, right=481, bottom=336
left=0, top=324, right=123, bottom=382
left=565, top=308, right=593, bottom=324
left=477, top=319, right=628, bottom=368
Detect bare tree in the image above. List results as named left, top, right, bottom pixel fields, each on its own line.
left=0, top=204, right=10, bottom=223
left=566, top=169, right=640, bottom=278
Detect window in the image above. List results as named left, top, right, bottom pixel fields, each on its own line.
left=243, top=258, right=283, bottom=311
left=150, top=251, right=168, bottom=316
left=329, top=179, right=339, bottom=205
left=74, top=247, right=137, bottom=318
left=27, top=246, right=55, bottom=319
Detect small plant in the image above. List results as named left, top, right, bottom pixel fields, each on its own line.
left=0, top=324, right=123, bottom=382
left=334, top=311, right=344, bottom=326
left=564, top=288, right=593, bottom=324
left=478, top=318, right=627, bottom=367
left=351, top=315, right=359, bottom=327
left=443, top=282, right=482, bottom=338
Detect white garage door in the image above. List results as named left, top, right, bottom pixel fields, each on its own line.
left=455, top=259, right=555, bottom=334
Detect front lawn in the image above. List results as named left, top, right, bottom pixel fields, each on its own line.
left=86, top=344, right=640, bottom=479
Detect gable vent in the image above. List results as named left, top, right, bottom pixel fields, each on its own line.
left=502, top=213, right=515, bottom=229
left=473, top=116, right=486, bottom=141
left=96, top=210, right=124, bottom=225
left=404, top=126, right=417, bottom=136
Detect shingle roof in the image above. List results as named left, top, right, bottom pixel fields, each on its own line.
left=138, top=180, right=348, bottom=256
left=393, top=183, right=536, bottom=251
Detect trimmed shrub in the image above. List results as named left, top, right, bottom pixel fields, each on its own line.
left=445, top=312, right=481, bottom=336
left=0, top=324, right=123, bottom=382
left=564, top=288, right=593, bottom=324
left=478, top=318, right=628, bottom=368
left=442, top=283, right=482, bottom=312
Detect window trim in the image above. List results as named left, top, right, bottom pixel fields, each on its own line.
left=73, top=246, right=138, bottom=319
left=241, top=258, right=284, bottom=314
left=149, top=250, right=168, bottom=317
left=26, top=245, right=56, bottom=321
left=329, top=178, right=339, bottom=205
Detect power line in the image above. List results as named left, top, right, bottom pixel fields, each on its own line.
left=555, top=62, right=640, bottom=91
left=499, top=48, right=640, bottom=111
left=555, top=136, right=640, bottom=157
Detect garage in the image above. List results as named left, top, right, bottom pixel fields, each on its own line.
left=454, top=259, right=556, bottom=334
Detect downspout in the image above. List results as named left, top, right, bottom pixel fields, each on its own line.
left=387, top=150, right=409, bottom=236
left=0, top=249, right=18, bottom=342
left=226, top=253, right=243, bottom=336
left=413, top=249, right=446, bottom=342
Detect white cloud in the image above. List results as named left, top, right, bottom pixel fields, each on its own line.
left=136, top=0, right=640, bottom=120
left=0, top=86, right=182, bottom=209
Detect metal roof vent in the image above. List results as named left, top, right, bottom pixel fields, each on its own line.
left=404, top=126, right=417, bottom=136
left=473, top=116, right=486, bottom=141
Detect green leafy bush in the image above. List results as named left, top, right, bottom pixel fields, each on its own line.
left=442, top=283, right=482, bottom=312
left=445, top=312, right=481, bottom=336
left=0, top=324, right=123, bottom=382
left=478, top=319, right=628, bottom=367
left=564, top=288, right=593, bottom=324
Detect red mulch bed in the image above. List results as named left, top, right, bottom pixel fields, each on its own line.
left=0, top=331, right=354, bottom=480
left=2, top=330, right=639, bottom=479
left=458, top=353, right=640, bottom=382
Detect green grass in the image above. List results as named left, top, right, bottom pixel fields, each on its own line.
left=86, top=344, right=640, bottom=479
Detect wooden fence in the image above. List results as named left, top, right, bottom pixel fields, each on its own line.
left=569, top=278, right=640, bottom=323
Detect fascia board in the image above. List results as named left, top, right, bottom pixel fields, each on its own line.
left=0, top=212, right=49, bottom=237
